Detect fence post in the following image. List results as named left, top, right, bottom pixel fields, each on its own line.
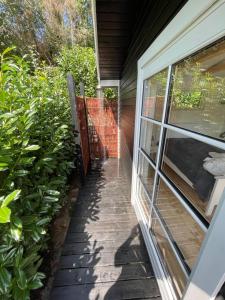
left=80, top=82, right=91, bottom=163
left=66, top=72, right=85, bottom=180
left=67, top=73, right=80, bottom=144
left=80, top=82, right=85, bottom=97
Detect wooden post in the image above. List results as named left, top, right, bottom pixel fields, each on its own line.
left=80, top=82, right=91, bottom=165
left=67, top=72, right=80, bottom=144
left=80, top=82, right=85, bottom=97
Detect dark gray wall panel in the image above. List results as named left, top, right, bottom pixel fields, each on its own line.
left=120, top=0, right=187, bottom=181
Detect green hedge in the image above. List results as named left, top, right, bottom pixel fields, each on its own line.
left=57, top=46, right=97, bottom=97
left=0, top=48, right=75, bottom=299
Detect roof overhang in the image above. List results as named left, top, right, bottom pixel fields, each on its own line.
left=93, top=0, right=188, bottom=83
left=92, top=0, right=138, bottom=83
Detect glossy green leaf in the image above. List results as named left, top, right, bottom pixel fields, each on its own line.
left=20, top=253, right=40, bottom=269
left=24, top=145, right=40, bottom=151
left=19, top=157, right=35, bottom=165
left=14, top=170, right=29, bottom=177
left=46, top=190, right=60, bottom=196
left=12, top=284, right=29, bottom=300
left=2, top=47, right=16, bottom=56
left=16, top=269, right=27, bottom=290
left=1, top=190, right=21, bottom=207
left=10, top=227, right=22, bottom=241
left=28, top=272, right=44, bottom=289
left=0, top=267, right=11, bottom=294
left=0, top=207, right=11, bottom=223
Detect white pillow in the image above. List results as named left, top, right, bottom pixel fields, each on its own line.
left=203, top=157, right=225, bottom=176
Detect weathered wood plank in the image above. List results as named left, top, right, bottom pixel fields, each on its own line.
left=53, top=263, right=154, bottom=286
left=68, top=220, right=138, bottom=233
left=72, top=206, right=134, bottom=217
left=73, top=201, right=132, bottom=211
left=50, top=278, right=160, bottom=300
left=59, top=249, right=149, bottom=269
left=62, top=236, right=144, bottom=254
left=65, top=230, right=141, bottom=243
left=69, top=213, right=136, bottom=223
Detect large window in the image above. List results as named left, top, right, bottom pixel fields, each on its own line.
left=136, top=38, right=225, bottom=299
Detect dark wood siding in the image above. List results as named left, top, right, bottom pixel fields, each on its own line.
left=120, top=0, right=187, bottom=180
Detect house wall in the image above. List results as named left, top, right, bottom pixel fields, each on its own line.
left=119, top=0, right=187, bottom=180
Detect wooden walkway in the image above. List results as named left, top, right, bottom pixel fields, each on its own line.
left=50, top=159, right=161, bottom=300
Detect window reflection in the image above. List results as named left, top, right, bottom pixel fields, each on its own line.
left=142, top=68, right=168, bottom=121
left=137, top=178, right=152, bottom=221
left=151, top=209, right=187, bottom=299
left=138, top=152, right=155, bottom=197
left=169, top=39, right=225, bottom=141
left=155, top=179, right=205, bottom=270
left=140, top=120, right=161, bottom=163
left=162, top=129, right=225, bottom=220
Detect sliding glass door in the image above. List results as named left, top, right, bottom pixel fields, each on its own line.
left=132, top=4, right=225, bottom=298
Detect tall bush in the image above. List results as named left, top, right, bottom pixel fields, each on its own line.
left=0, top=48, right=75, bottom=299
left=57, top=46, right=97, bottom=97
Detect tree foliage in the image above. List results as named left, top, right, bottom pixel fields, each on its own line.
left=172, top=60, right=225, bottom=109
left=57, top=46, right=97, bottom=97
left=0, top=48, right=75, bottom=299
left=0, top=0, right=93, bottom=62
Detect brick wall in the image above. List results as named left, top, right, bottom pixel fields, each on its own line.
left=85, top=98, right=118, bottom=159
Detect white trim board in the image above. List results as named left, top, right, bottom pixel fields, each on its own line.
left=91, top=0, right=100, bottom=85
left=100, top=80, right=120, bottom=87
left=139, top=0, right=225, bottom=79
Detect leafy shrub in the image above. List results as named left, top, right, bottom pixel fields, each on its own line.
left=0, top=48, right=75, bottom=299
left=57, top=46, right=97, bottom=97
left=172, top=90, right=202, bottom=109
left=103, top=88, right=117, bottom=101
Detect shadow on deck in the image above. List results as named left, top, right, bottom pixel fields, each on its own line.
left=50, top=158, right=161, bottom=300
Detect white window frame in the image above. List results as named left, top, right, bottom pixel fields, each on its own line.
left=131, top=0, right=225, bottom=299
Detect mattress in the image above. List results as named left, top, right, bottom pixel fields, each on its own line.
left=165, top=138, right=223, bottom=202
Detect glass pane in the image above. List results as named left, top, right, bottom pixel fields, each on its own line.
left=138, top=152, right=155, bottom=197
left=142, top=68, right=168, bottom=121
left=137, top=178, right=152, bottom=221
left=151, top=209, right=187, bottom=299
left=155, top=179, right=205, bottom=271
left=168, top=39, right=225, bottom=141
left=161, top=129, right=225, bottom=221
left=140, top=119, right=161, bottom=163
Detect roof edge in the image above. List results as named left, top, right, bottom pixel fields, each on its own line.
left=91, top=0, right=100, bottom=86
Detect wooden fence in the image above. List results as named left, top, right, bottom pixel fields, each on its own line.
left=85, top=98, right=118, bottom=159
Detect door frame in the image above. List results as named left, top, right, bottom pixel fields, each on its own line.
left=131, top=0, right=225, bottom=299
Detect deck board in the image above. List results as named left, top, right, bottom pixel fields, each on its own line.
left=50, top=159, right=161, bottom=300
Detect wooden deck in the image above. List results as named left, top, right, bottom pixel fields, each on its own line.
left=50, top=159, right=161, bottom=300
